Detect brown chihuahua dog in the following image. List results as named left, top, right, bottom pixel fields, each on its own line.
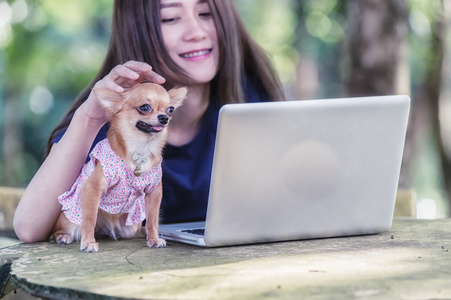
left=52, top=82, right=187, bottom=252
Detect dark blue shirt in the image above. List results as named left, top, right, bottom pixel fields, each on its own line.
left=53, top=80, right=268, bottom=224
left=160, top=101, right=218, bottom=223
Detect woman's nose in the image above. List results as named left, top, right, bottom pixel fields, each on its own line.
left=183, top=16, right=207, bottom=41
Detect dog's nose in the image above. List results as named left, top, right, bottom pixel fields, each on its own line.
left=158, top=114, right=169, bottom=124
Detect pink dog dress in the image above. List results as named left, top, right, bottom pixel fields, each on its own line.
left=58, top=139, right=162, bottom=226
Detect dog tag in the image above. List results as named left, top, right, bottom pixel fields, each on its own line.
left=134, top=166, right=142, bottom=177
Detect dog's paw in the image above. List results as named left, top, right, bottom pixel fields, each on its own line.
left=55, top=234, right=74, bottom=245
left=80, top=241, right=99, bottom=253
left=147, top=238, right=167, bottom=248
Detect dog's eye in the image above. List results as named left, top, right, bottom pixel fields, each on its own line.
left=166, top=106, right=175, bottom=115
left=138, top=104, right=152, bottom=114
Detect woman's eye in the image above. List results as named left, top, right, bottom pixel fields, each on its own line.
left=199, top=12, right=212, bottom=18
left=161, top=16, right=180, bottom=24
left=138, top=104, right=152, bottom=113
left=166, top=106, right=175, bottom=115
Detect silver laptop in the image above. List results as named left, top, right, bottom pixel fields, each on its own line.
left=158, top=95, right=410, bottom=247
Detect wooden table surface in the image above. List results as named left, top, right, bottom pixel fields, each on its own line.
left=1, top=218, right=450, bottom=300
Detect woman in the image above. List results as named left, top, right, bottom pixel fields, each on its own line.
left=14, top=0, right=284, bottom=243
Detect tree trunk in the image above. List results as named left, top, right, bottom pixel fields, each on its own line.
left=345, top=0, right=416, bottom=190
left=420, top=0, right=451, bottom=215
left=345, top=0, right=408, bottom=97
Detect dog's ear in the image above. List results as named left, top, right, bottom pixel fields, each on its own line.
left=168, top=86, right=188, bottom=109
left=92, top=88, right=124, bottom=114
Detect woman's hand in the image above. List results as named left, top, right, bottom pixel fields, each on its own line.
left=81, top=61, right=166, bottom=124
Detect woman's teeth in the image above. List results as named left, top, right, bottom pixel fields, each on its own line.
left=180, top=50, right=210, bottom=58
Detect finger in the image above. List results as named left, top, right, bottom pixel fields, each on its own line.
left=141, top=70, right=166, bottom=85
left=123, top=60, right=152, bottom=73
left=95, top=79, right=124, bottom=93
left=123, top=61, right=165, bottom=84
left=109, top=64, right=140, bottom=82
left=109, top=82, right=125, bottom=93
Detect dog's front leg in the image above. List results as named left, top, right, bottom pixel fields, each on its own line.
left=80, top=162, right=108, bottom=252
left=145, top=181, right=166, bottom=248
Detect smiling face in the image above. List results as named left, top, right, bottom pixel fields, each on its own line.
left=160, top=0, right=219, bottom=85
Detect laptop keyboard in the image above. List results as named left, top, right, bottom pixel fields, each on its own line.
left=181, top=228, right=205, bottom=236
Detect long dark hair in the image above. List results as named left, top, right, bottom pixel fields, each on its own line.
left=46, top=0, right=284, bottom=155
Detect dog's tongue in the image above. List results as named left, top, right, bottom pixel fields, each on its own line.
left=154, top=125, right=163, bottom=131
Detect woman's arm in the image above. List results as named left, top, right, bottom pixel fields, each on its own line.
left=13, top=61, right=165, bottom=243
left=13, top=108, right=104, bottom=243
